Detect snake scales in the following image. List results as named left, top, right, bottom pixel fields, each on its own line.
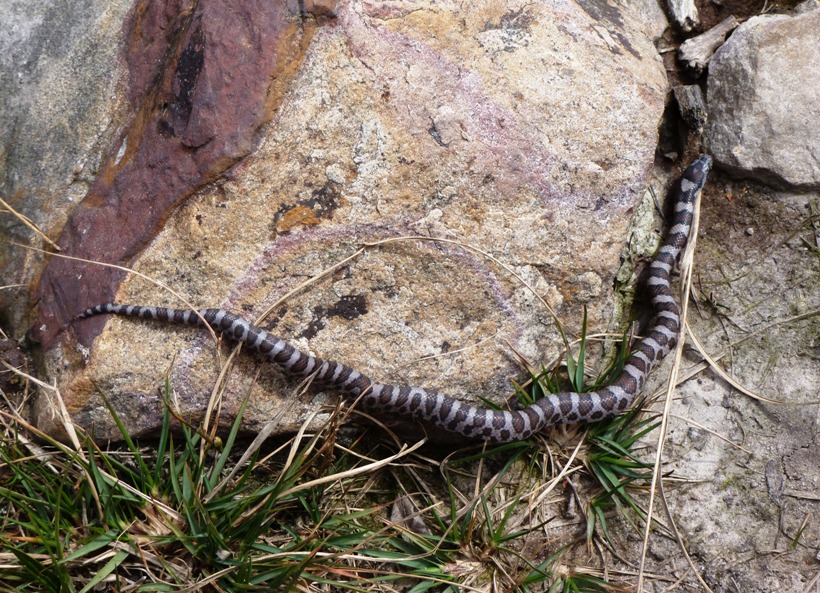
left=79, top=156, right=712, bottom=442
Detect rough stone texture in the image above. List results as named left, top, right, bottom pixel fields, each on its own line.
left=2, top=1, right=819, bottom=590
left=0, top=0, right=134, bottom=330
left=655, top=179, right=820, bottom=592
left=706, top=8, right=820, bottom=190
left=1, top=0, right=672, bottom=440
left=31, top=0, right=317, bottom=349
left=535, top=169, right=820, bottom=592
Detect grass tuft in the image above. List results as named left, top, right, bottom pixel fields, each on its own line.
left=1, top=308, right=662, bottom=591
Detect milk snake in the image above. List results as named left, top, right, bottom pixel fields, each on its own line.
left=79, top=156, right=712, bottom=442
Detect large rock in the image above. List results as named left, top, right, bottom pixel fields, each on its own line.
left=0, top=0, right=135, bottom=329
left=2, top=0, right=671, bottom=440
left=706, top=8, right=820, bottom=190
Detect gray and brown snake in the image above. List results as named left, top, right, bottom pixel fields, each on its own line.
left=79, top=156, right=712, bottom=442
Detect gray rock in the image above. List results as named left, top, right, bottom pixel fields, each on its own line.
left=4, top=0, right=670, bottom=441
left=0, top=0, right=134, bottom=328
left=3, top=2, right=820, bottom=588
left=706, top=9, right=820, bottom=190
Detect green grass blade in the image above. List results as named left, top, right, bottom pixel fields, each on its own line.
left=208, top=393, right=250, bottom=487
left=96, top=390, right=155, bottom=492
left=62, top=529, right=119, bottom=563
left=154, top=379, right=173, bottom=487
left=77, top=548, right=129, bottom=593
left=573, top=306, right=588, bottom=391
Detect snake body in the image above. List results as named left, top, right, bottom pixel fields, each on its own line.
left=79, top=156, right=712, bottom=442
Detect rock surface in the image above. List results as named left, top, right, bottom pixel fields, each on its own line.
left=0, top=0, right=135, bottom=330
left=706, top=8, right=820, bottom=189
left=1, top=1, right=819, bottom=590
left=2, top=0, right=672, bottom=441
left=660, top=177, right=820, bottom=592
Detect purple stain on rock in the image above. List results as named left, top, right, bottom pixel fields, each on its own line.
left=32, top=0, right=318, bottom=350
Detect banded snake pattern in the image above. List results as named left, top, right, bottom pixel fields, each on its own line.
left=79, top=156, right=712, bottom=442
